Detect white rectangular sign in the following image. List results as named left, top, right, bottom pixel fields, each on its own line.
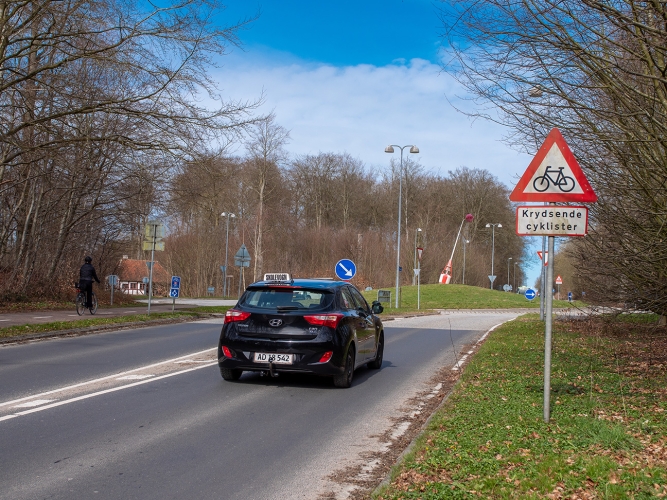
left=516, top=206, right=588, bottom=236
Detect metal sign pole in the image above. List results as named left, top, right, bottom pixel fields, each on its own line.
left=417, top=260, right=421, bottom=310
left=147, top=231, right=155, bottom=315
left=540, top=235, right=546, bottom=321
left=544, top=231, right=555, bottom=422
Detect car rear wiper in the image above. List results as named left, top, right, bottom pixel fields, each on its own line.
left=276, top=306, right=298, bottom=311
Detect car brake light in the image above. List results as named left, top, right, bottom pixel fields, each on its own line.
left=304, top=313, right=343, bottom=329
left=224, top=309, right=251, bottom=324
left=222, top=346, right=233, bottom=358
left=319, top=351, right=333, bottom=363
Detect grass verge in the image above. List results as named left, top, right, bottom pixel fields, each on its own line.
left=375, top=314, right=667, bottom=499
left=0, top=312, right=201, bottom=339
left=362, top=284, right=580, bottom=313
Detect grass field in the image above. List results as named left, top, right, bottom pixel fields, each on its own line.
left=362, top=284, right=579, bottom=313
left=375, top=314, right=667, bottom=499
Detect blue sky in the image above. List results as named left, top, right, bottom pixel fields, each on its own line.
left=221, top=0, right=443, bottom=66
left=213, top=0, right=544, bottom=288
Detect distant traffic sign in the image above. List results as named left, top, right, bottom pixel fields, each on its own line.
left=525, top=288, right=537, bottom=301
left=555, top=275, right=563, bottom=285
left=537, top=250, right=549, bottom=266
left=488, top=275, right=496, bottom=285
left=169, top=288, right=180, bottom=298
left=335, top=259, right=356, bottom=280
left=171, top=276, right=181, bottom=289
left=510, top=128, right=597, bottom=203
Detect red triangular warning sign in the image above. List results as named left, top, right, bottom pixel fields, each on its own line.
left=510, top=128, right=597, bottom=202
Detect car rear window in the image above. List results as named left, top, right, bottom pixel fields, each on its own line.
left=240, top=288, right=334, bottom=311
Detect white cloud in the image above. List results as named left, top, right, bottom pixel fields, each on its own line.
left=213, top=56, right=532, bottom=186
left=212, top=54, right=544, bottom=285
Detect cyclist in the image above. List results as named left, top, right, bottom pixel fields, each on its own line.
left=79, top=256, right=100, bottom=309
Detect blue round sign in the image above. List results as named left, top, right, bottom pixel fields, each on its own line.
left=525, top=288, right=536, bottom=301
left=335, top=259, right=356, bottom=280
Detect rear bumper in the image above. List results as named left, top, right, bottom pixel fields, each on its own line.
left=217, top=341, right=346, bottom=376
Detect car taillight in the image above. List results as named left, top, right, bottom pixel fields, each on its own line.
left=319, top=351, right=333, bottom=363
left=222, top=346, right=234, bottom=358
left=224, top=309, right=251, bottom=324
left=304, top=313, right=343, bottom=329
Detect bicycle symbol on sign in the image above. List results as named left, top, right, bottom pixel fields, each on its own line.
left=532, top=165, right=576, bottom=192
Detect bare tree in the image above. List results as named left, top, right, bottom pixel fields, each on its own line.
left=440, top=0, right=667, bottom=314
left=0, top=0, right=261, bottom=296
left=244, top=113, right=289, bottom=281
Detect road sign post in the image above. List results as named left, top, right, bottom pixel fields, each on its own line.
left=170, top=276, right=181, bottom=312
left=143, top=220, right=165, bottom=315
left=234, top=244, right=251, bottom=297
left=510, top=128, right=597, bottom=423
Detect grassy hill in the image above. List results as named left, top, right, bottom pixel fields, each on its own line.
left=361, top=283, right=578, bottom=312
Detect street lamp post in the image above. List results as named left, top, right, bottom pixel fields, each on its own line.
left=514, top=261, right=518, bottom=292
left=485, top=223, right=502, bottom=289
left=462, top=239, right=469, bottom=285
left=221, top=212, right=235, bottom=297
left=507, top=257, right=512, bottom=291
left=385, top=144, right=419, bottom=308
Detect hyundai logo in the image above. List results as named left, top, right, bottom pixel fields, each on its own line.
left=268, top=319, right=283, bottom=327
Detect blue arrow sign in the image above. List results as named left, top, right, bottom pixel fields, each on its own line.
left=525, top=288, right=536, bottom=301
left=169, top=288, right=180, bottom=298
left=335, top=259, right=356, bottom=280
left=171, top=276, right=181, bottom=289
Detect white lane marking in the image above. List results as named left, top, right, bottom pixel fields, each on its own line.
left=116, top=374, right=154, bottom=380
left=0, top=362, right=217, bottom=422
left=13, top=399, right=55, bottom=408
left=125, top=310, right=138, bottom=313
left=0, top=319, right=9, bottom=322
left=174, top=359, right=212, bottom=364
left=33, top=316, right=53, bottom=319
left=98, top=312, right=113, bottom=315
left=67, top=315, right=79, bottom=317
left=0, top=348, right=216, bottom=408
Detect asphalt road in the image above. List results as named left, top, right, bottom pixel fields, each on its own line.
left=0, top=311, right=522, bottom=500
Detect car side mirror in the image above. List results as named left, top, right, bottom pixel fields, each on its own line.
left=371, top=301, right=383, bottom=314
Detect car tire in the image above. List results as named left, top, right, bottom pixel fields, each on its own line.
left=367, top=332, right=384, bottom=370
left=220, top=367, right=243, bottom=381
left=333, top=346, right=355, bottom=388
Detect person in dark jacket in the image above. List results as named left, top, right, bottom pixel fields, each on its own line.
left=79, top=256, right=100, bottom=309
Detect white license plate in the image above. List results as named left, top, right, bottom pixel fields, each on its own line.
left=253, top=352, right=293, bottom=364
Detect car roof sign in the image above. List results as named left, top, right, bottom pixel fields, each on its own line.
left=263, top=273, right=291, bottom=283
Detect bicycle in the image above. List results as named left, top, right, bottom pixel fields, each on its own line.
left=75, top=283, right=98, bottom=315
left=533, top=165, right=575, bottom=192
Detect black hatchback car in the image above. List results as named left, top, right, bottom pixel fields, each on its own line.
left=218, top=274, right=385, bottom=388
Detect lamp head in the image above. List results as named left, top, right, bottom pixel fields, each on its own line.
left=498, top=223, right=502, bottom=228
left=409, top=146, right=419, bottom=154
left=384, top=146, right=395, bottom=153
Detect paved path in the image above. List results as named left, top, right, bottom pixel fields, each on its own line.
left=0, top=299, right=238, bottom=329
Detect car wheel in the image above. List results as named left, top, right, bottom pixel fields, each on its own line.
left=367, top=332, right=384, bottom=370
left=333, top=346, right=355, bottom=388
left=220, top=367, right=243, bottom=381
